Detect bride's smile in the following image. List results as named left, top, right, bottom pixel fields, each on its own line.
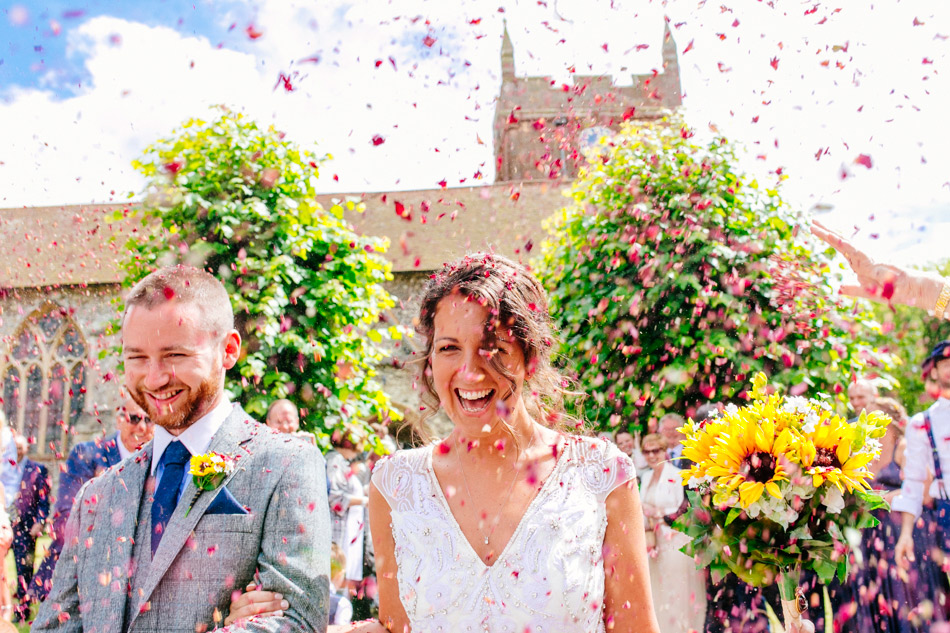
left=430, top=295, right=530, bottom=436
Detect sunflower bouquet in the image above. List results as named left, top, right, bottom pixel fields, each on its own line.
left=673, top=373, right=890, bottom=621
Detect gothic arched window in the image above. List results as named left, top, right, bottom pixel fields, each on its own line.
left=2, top=303, right=87, bottom=457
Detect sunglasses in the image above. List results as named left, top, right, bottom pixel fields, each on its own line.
left=126, top=414, right=153, bottom=426
left=642, top=448, right=666, bottom=456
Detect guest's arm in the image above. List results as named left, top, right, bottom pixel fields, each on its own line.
left=891, top=414, right=930, bottom=568
left=811, top=220, right=949, bottom=314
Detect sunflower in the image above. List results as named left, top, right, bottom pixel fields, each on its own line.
left=797, top=413, right=874, bottom=492
left=680, top=417, right=727, bottom=484
left=705, top=412, right=795, bottom=508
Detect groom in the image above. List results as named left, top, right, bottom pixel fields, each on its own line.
left=34, top=266, right=330, bottom=633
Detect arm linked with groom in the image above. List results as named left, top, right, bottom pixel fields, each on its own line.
left=33, top=266, right=331, bottom=633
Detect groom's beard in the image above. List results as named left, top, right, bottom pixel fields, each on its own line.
left=129, top=370, right=222, bottom=432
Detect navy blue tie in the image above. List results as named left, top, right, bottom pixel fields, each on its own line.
left=151, top=441, right=191, bottom=557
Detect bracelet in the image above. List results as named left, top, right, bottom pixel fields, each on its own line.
left=935, top=282, right=950, bottom=320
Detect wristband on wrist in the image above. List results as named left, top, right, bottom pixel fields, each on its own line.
left=935, top=282, right=950, bottom=320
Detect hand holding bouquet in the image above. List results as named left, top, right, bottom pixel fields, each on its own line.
left=673, top=373, right=890, bottom=626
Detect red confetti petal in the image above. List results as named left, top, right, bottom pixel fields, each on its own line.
left=881, top=281, right=895, bottom=300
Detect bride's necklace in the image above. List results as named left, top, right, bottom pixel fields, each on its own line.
left=454, top=431, right=535, bottom=547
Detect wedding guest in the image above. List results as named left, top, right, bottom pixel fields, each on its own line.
left=615, top=429, right=648, bottom=472
left=30, top=394, right=152, bottom=602
left=265, top=398, right=300, bottom=434
left=326, top=431, right=369, bottom=595
left=810, top=221, right=950, bottom=630
left=639, top=433, right=706, bottom=633
left=661, top=413, right=690, bottom=469
left=230, top=252, right=663, bottom=632
left=892, top=342, right=950, bottom=628
left=10, top=434, right=50, bottom=622
left=848, top=378, right=879, bottom=420
left=329, top=543, right=353, bottom=626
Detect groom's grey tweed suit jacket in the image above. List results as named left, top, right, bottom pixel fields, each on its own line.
left=33, top=405, right=331, bottom=633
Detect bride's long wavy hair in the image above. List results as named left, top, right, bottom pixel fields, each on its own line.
left=414, top=252, right=578, bottom=441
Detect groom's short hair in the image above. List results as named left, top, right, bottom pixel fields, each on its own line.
left=124, top=265, right=234, bottom=337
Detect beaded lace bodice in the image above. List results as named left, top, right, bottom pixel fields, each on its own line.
left=372, top=435, right=636, bottom=633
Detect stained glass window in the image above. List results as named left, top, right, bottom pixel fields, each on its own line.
left=1, top=303, right=87, bottom=457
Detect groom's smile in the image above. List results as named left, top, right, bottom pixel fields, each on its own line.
left=122, top=299, right=237, bottom=435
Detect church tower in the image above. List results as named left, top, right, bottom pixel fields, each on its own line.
left=493, top=21, right=682, bottom=183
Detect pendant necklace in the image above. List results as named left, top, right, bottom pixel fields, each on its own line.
left=455, top=430, right=536, bottom=547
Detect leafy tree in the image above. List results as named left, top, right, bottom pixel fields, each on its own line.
left=536, top=114, right=897, bottom=432
left=865, top=259, right=950, bottom=413
left=113, top=108, right=402, bottom=449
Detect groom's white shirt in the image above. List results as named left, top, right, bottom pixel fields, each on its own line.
left=893, top=397, right=950, bottom=518
left=151, top=398, right=233, bottom=497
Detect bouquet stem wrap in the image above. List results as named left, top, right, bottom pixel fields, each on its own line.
left=778, top=567, right=804, bottom=630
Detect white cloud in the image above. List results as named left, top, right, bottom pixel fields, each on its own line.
left=0, top=16, right=271, bottom=206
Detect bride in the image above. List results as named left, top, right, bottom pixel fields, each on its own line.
left=229, top=253, right=661, bottom=632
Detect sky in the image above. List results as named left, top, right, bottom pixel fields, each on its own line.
left=1, top=0, right=948, bottom=266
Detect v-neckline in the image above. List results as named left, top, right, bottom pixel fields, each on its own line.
left=426, top=437, right=568, bottom=569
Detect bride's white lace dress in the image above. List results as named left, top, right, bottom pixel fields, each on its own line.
left=372, top=435, right=636, bottom=633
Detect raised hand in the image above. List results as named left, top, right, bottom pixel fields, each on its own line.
left=810, top=220, right=945, bottom=311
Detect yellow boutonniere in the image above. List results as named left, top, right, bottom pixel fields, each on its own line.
left=184, top=452, right=235, bottom=516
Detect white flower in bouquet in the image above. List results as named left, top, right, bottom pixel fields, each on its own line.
left=820, top=486, right=845, bottom=514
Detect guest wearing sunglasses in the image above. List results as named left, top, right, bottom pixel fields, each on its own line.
left=29, top=393, right=153, bottom=603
